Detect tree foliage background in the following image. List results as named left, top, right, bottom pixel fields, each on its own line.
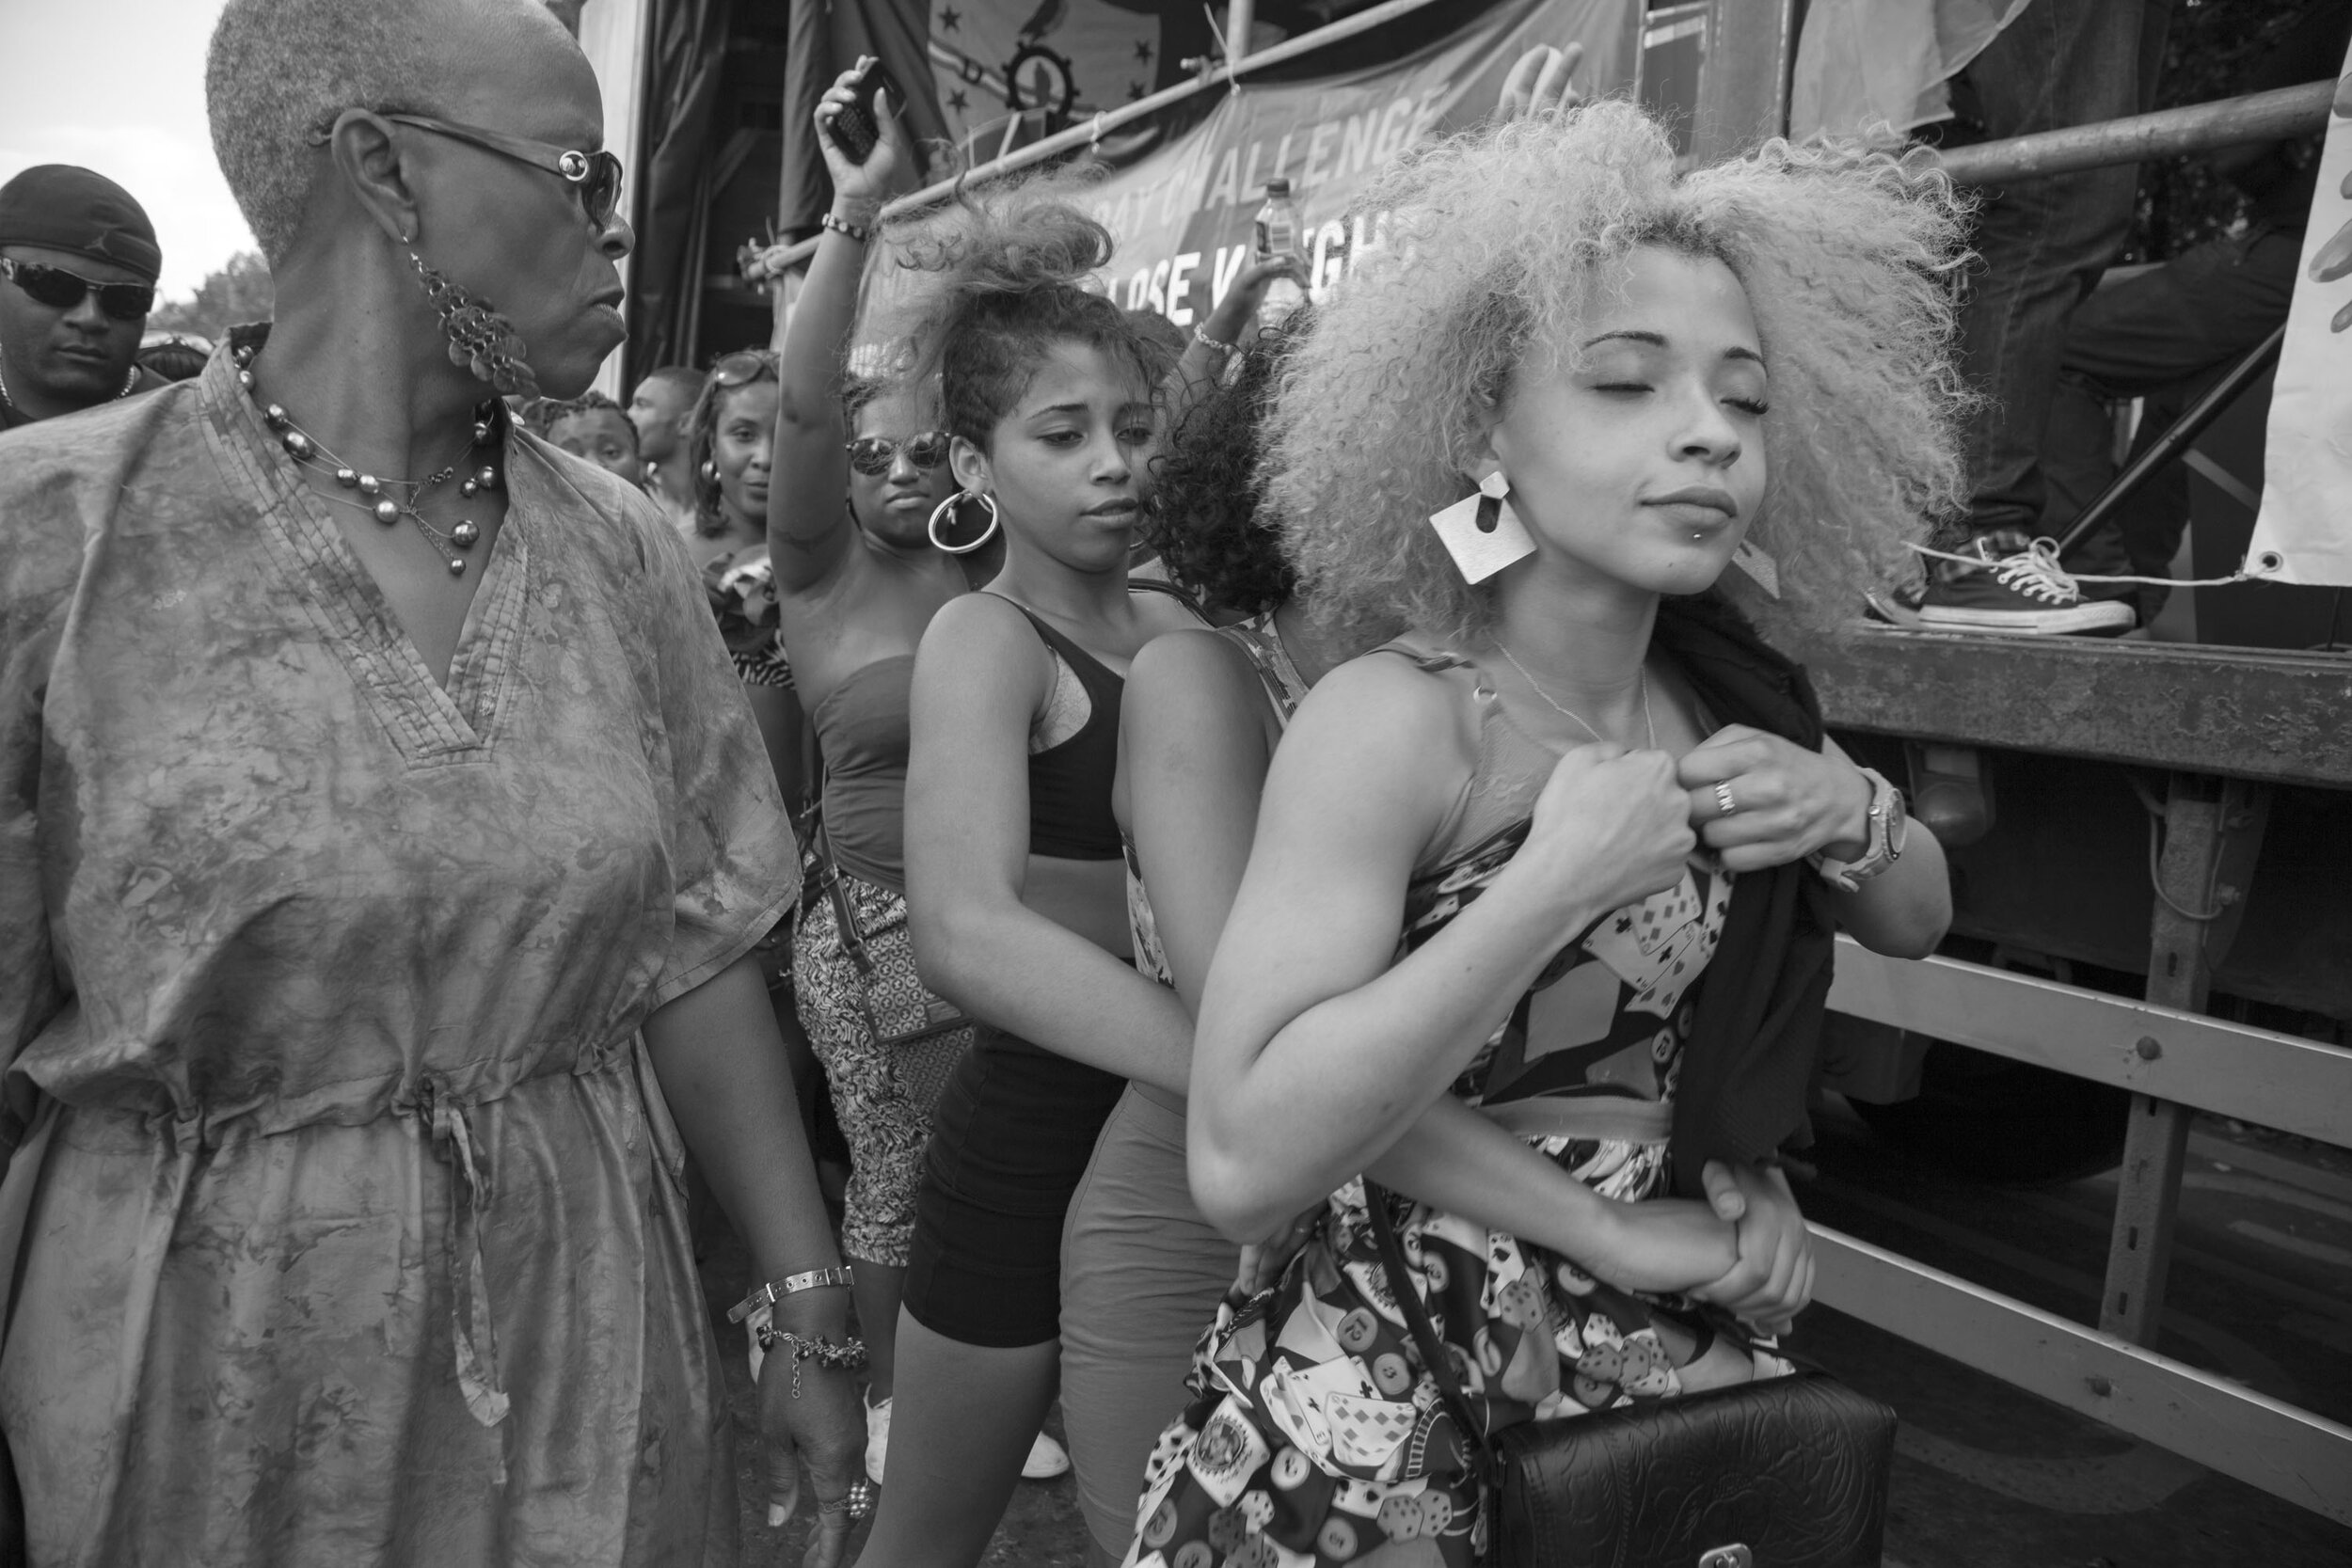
left=150, top=251, right=274, bottom=343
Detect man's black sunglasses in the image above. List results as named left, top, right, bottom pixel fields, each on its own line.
left=309, top=111, right=626, bottom=230
left=0, top=258, right=154, bottom=322
left=846, top=431, right=952, bottom=476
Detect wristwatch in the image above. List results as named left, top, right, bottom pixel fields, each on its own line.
left=726, top=1265, right=854, bottom=1323
left=1809, top=767, right=1908, bottom=892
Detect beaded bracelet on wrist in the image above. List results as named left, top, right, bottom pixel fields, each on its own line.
left=1193, top=324, right=1238, bottom=355
left=753, top=1326, right=869, bottom=1397
left=820, top=212, right=871, bottom=243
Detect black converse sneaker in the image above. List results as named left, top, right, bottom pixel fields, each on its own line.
left=1915, top=531, right=2136, bottom=636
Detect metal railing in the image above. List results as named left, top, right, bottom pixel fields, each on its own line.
left=1819, top=941, right=2352, bottom=1528
left=744, top=0, right=1454, bottom=283
left=1767, top=10, right=2351, bottom=1526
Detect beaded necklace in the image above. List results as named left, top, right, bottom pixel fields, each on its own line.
left=231, top=340, right=501, bottom=576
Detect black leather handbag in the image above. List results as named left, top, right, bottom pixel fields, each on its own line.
left=1364, top=1187, right=1898, bottom=1568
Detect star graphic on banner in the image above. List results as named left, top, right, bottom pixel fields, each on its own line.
left=1134, top=40, right=1153, bottom=63
left=939, top=7, right=961, bottom=32
left=1127, top=80, right=1147, bottom=101
left=947, top=87, right=969, bottom=112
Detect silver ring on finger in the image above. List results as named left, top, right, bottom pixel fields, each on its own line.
left=1714, top=781, right=1737, bottom=816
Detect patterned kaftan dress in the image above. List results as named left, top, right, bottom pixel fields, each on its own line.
left=1123, top=644, right=1789, bottom=1568
left=0, top=335, right=795, bottom=1565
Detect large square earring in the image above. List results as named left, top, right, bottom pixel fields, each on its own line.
left=1427, top=469, right=1536, bottom=583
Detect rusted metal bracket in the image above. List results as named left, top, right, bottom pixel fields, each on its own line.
left=2099, top=773, right=2271, bottom=1345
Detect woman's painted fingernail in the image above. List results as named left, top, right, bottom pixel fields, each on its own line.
left=769, top=1503, right=788, bottom=1528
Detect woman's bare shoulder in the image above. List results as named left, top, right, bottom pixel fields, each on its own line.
left=1267, top=642, right=1481, bottom=810
left=1126, top=626, right=1274, bottom=738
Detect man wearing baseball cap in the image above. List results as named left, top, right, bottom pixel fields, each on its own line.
left=0, top=165, right=169, bottom=431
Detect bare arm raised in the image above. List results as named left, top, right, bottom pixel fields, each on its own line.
left=770, top=60, right=905, bottom=592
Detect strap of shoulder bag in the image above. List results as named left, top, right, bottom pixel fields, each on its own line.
left=1362, top=1181, right=1503, bottom=1483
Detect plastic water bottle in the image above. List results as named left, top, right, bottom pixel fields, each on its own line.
left=1254, top=178, right=1307, bottom=321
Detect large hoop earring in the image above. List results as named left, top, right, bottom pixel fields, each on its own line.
left=928, top=489, right=1001, bottom=555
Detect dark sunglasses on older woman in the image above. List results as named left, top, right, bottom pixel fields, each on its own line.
left=0, top=259, right=155, bottom=322
left=307, top=112, right=626, bottom=230
left=845, top=431, right=951, bottom=476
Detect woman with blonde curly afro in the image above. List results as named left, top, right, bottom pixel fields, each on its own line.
left=1134, top=102, right=1966, bottom=1565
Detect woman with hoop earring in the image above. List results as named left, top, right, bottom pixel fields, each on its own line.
left=925, top=486, right=1000, bottom=555
left=851, top=177, right=1202, bottom=1566
left=770, top=62, right=1017, bottom=1493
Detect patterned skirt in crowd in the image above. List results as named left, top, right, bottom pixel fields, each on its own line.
left=1122, top=1132, right=1790, bottom=1568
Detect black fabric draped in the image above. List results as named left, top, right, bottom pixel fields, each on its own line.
left=1650, top=593, right=1841, bottom=1196
left=626, top=0, right=731, bottom=385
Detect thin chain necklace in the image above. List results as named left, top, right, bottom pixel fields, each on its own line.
left=1495, top=641, right=1657, bottom=751
left=232, top=341, right=500, bottom=576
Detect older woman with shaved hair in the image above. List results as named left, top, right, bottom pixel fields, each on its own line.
left=0, top=1, right=861, bottom=1563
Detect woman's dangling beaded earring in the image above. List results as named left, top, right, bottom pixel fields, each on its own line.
left=409, top=250, right=541, bottom=401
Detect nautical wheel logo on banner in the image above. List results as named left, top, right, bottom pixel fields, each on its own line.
left=929, top=2, right=1160, bottom=153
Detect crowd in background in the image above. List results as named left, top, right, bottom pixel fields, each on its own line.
left=0, top=2, right=2334, bottom=1566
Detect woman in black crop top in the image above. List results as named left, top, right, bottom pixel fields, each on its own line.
left=850, top=187, right=1203, bottom=1568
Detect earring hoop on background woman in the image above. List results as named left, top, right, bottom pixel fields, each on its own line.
left=927, top=489, right=1002, bottom=554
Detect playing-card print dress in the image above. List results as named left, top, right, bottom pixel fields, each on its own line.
left=1122, top=642, right=1790, bottom=1568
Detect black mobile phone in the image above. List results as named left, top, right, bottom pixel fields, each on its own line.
left=827, top=62, right=893, bottom=166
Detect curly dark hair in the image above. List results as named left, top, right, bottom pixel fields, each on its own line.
left=532, top=388, right=634, bottom=442
left=1142, top=309, right=1310, bottom=618
left=687, top=350, right=780, bottom=539
left=888, top=183, right=1173, bottom=446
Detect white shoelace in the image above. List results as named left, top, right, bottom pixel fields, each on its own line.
left=1909, top=537, right=2255, bottom=600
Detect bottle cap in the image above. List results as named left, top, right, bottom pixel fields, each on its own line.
left=1264, top=177, right=1292, bottom=196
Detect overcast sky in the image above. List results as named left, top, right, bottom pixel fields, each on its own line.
left=0, top=0, right=255, bottom=298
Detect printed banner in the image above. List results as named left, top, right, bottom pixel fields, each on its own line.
left=2248, top=40, right=2352, bottom=586
left=859, top=0, right=1635, bottom=348
left=925, top=0, right=1169, bottom=150
left=1078, top=0, right=1635, bottom=324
